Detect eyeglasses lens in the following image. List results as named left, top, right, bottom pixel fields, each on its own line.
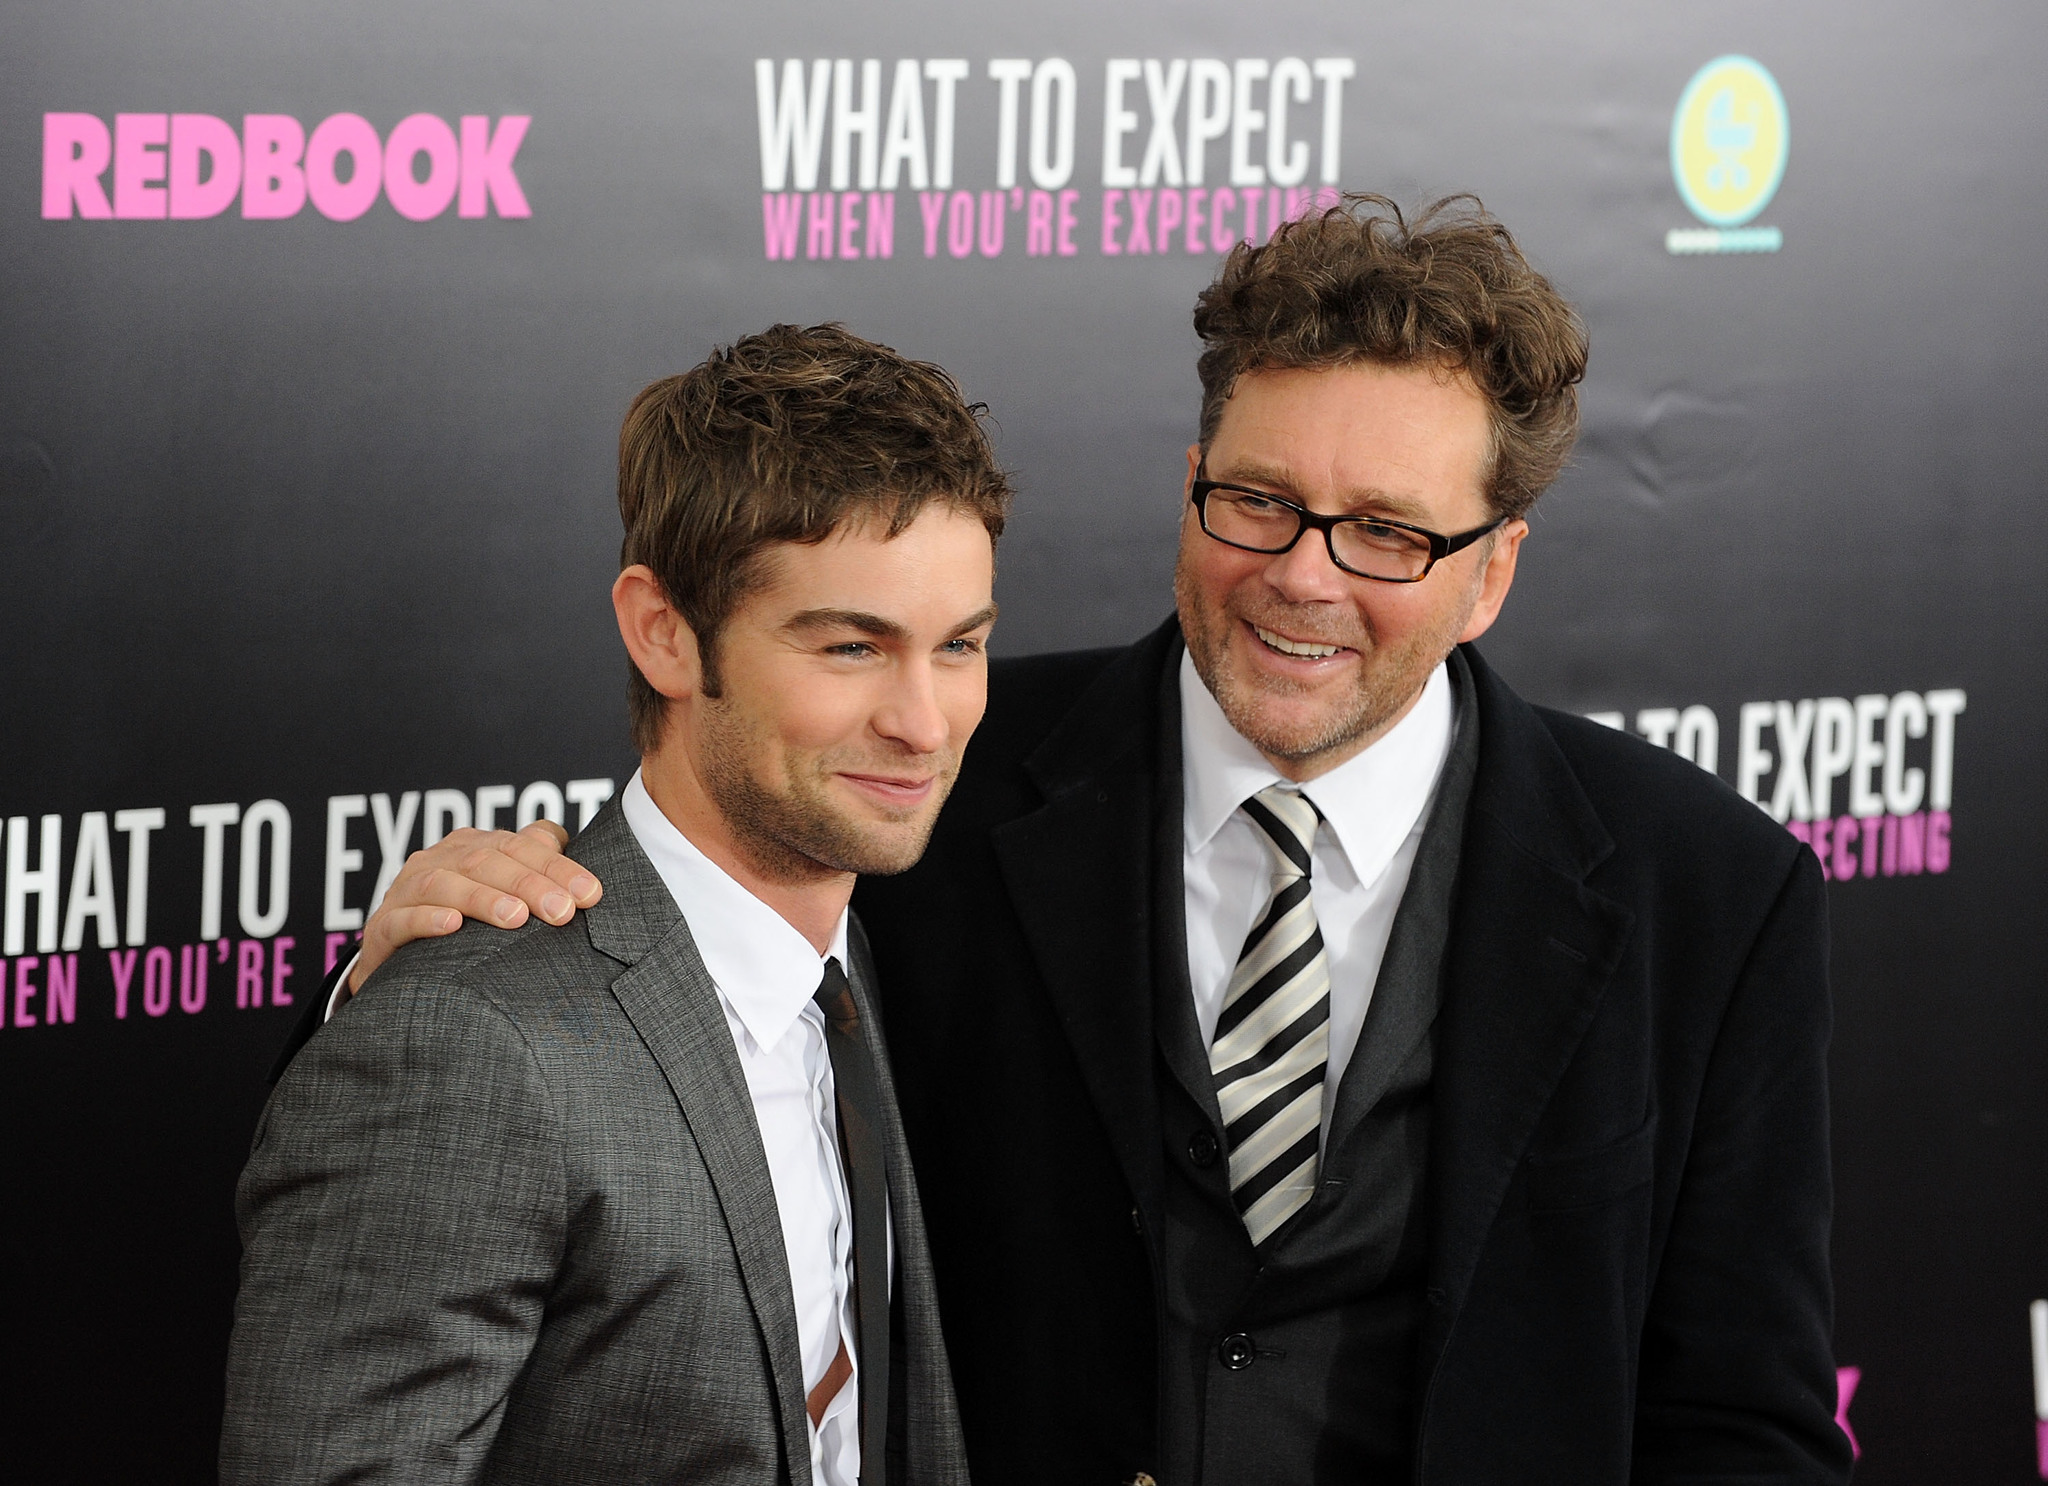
left=1331, top=520, right=1432, bottom=581
left=1204, top=489, right=1432, bottom=581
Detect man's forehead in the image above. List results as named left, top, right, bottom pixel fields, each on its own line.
left=754, top=506, right=991, bottom=564
left=1209, top=455, right=1440, bottom=524
left=1222, top=359, right=1483, bottom=427
left=741, top=512, right=994, bottom=620
left=1208, top=363, right=1491, bottom=513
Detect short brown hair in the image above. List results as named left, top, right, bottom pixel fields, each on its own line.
left=619, top=323, right=1010, bottom=752
left=1193, top=194, right=1587, bottom=520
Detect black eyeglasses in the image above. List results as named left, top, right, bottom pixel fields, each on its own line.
left=1190, top=469, right=1504, bottom=583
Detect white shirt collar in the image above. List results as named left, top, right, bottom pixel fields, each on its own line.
left=1180, top=648, right=1456, bottom=890
left=620, top=768, right=850, bottom=1054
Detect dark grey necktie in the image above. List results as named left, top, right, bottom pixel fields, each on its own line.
left=815, top=957, right=890, bottom=1483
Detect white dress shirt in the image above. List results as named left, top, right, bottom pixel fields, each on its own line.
left=620, top=770, right=864, bottom=1486
left=1180, top=650, right=1456, bottom=1138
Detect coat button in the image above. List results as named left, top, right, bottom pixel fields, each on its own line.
left=1188, top=1130, right=1220, bottom=1168
left=1218, top=1332, right=1256, bottom=1370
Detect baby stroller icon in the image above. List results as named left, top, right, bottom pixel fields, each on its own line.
left=1703, top=87, right=1756, bottom=193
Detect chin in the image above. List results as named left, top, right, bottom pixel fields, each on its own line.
left=821, top=821, right=938, bottom=877
left=803, top=796, right=946, bottom=876
left=845, top=841, right=930, bottom=877
left=1211, top=667, right=1388, bottom=763
left=1238, top=713, right=1365, bottom=764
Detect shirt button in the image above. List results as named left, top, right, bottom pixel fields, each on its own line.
left=1188, top=1130, right=1220, bottom=1168
left=1218, top=1332, right=1256, bottom=1370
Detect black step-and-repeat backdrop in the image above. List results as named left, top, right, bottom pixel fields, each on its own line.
left=4, top=2, right=2045, bottom=1480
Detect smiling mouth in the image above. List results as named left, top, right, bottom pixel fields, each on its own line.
left=1250, top=622, right=1349, bottom=660
left=840, top=772, right=938, bottom=803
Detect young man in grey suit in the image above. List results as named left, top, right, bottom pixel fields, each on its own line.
left=220, top=325, right=1003, bottom=1485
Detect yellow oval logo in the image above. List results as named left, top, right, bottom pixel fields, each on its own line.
left=1671, top=56, right=1789, bottom=227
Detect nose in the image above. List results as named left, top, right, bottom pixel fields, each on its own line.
left=1263, top=524, right=1352, bottom=603
left=873, top=657, right=950, bottom=755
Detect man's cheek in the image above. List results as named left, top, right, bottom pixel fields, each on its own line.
left=785, top=682, right=866, bottom=753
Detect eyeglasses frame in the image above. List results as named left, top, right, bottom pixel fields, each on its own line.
left=1188, top=467, right=1506, bottom=583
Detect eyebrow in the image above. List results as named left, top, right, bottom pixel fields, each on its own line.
left=785, top=608, right=911, bottom=642
left=784, top=603, right=999, bottom=643
left=948, top=603, right=1000, bottom=637
left=1212, top=459, right=1436, bottom=524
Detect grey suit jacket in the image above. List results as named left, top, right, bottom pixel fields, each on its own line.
left=220, top=803, right=968, bottom=1486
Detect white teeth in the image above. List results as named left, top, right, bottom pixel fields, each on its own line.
left=1254, top=625, right=1341, bottom=658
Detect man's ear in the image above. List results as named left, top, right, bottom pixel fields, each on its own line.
left=613, top=565, right=705, bottom=701
left=1456, top=518, right=1529, bottom=644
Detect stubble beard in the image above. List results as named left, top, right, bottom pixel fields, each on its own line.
left=1174, top=557, right=1473, bottom=769
left=697, top=696, right=956, bottom=884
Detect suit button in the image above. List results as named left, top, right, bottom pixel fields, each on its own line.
left=1188, top=1130, right=1220, bottom=1168
left=1218, top=1332, right=1256, bottom=1370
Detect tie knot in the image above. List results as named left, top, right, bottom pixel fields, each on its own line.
left=1242, top=785, right=1321, bottom=880
left=814, top=957, right=858, bottom=1032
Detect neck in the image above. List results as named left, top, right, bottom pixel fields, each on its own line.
left=638, top=747, right=853, bottom=956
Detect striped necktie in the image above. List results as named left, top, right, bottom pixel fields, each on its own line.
left=1210, top=784, right=1331, bottom=1249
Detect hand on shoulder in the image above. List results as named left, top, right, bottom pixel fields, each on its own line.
left=346, top=821, right=605, bottom=994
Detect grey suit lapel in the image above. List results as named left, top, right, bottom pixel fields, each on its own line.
left=573, top=804, right=815, bottom=1486
left=1322, top=649, right=1482, bottom=1152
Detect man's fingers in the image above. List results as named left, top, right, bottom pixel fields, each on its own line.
left=345, top=826, right=602, bottom=1000
left=505, top=823, right=604, bottom=907
left=497, top=822, right=570, bottom=874
left=350, top=905, right=463, bottom=991
left=548, top=855, right=602, bottom=905
left=345, top=824, right=598, bottom=998
left=414, top=864, right=556, bottom=927
left=522, top=818, right=571, bottom=850
left=380, top=836, right=575, bottom=925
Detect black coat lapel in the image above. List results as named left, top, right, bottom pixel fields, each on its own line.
left=1146, top=631, right=1227, bottom=1131
left=1420, top=647, right=1635, bottom=1367
left=988, top=619, right=1183, bottom=1226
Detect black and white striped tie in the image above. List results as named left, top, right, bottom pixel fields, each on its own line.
left=1210, top=784, right=1331, bottom=1249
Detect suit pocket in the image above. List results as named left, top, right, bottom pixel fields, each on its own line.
left=1525, top=1118, right=1655, bottom=1212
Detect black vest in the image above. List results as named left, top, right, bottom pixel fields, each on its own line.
left=1149, top=650, right=1481, bottom=1486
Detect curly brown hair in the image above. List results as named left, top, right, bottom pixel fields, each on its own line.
left=618, top=323, right=1010, bottom=753
left=1193, top=194, right=1587, bottom=520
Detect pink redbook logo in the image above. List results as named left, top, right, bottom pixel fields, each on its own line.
left=41, top=113, right=530, bottom=221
